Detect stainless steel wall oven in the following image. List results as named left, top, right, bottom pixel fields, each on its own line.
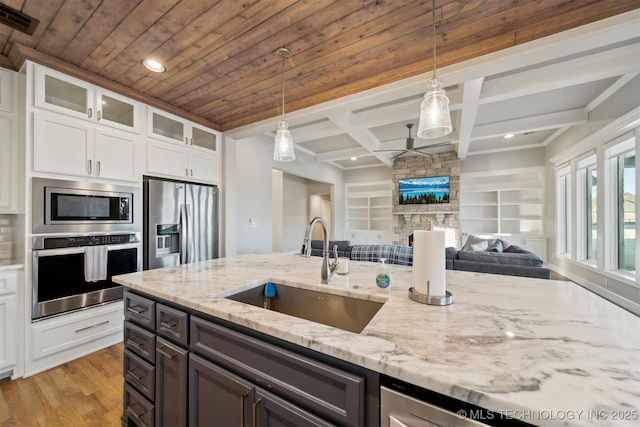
left=31, top=178, right=142, bottom=320
left=32, top=233, right=140, bottom=320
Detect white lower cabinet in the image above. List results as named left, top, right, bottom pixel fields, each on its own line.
left=27, top=301, right=124, bottom=376
left=147, top=138, right=219, bottom=184
left=0, top=270, right=18, bottom=377
left=33, top=110, right=139, bottom=182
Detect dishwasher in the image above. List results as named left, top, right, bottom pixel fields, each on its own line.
left=380, top=377, right=533, bottom=427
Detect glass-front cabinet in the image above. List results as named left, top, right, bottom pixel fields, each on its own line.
left=34, top=65, right=143, bottom=133
left=148, top=107, right=218, bottom=153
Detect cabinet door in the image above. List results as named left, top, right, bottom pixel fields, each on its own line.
left=189, top=150, right=219, bottom=183
left=254, top=387, right=336, bottom=427
left=94, top=127, right=138, bottom=182
left=0, top=294, right=17, bottom=374
left=35, top=66, right=93, bottom=120
left=189, top=124, right=218, bottom=152
left=96, top=89, right=143, bottom=132
left=149, top=109, right=186, bottom=144
left=189, top=353, right=254, bottom=427
left=0, top=116, right=16, bottom=212
left=33, top=111, right=94, bottom=177
left=147, top=139, right=189, bottom=180
left=156, top=337, right=188, bottom=427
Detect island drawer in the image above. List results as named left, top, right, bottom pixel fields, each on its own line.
left=191, top=316, right=365, bottom=427
left=156, top=303, right=188, bottom=346
left=124, top=321, right=156, bottom=364
left=124, top=290, right=155, bottom=329
left=124, top=349, right=155, bottom=401
left=124, top=383, right=155, bottom=427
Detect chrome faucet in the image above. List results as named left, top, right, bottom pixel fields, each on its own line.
left=301, top=217, right=339, bottom=285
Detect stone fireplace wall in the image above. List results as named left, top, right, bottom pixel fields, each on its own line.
left=392, top=151, right=461, bottom=248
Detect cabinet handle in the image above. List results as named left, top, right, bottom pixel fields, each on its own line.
left=240, top=395, right=245, bottom=427
left=88, top=159, right=92, bottom=174
left=126, top=305, right=147, bottom=315
left=252, top=398, right=262, bottom=426
left=88, top=108, right=92, bottom=118
left=126, top=336, right=144, bottom=348
left=190, top=169, right=193, bottom=176
left=75, top=320, right=109, bottom=333
left=190, top=137, right=193, bottom=145
left=96, top=160, right=101, bottom=176
left=160, top=320, right=178, bottom=330
left=185, top=168, right=189, bottom=176
left=157, top=345, right=177, bottom=359
left=185, top=136, right=189, bottom=145
left=97, top=110, right=101, bottom=120
left=129, top=401, right=147, bottom=417
left=127, top=367, right=147, bottom=381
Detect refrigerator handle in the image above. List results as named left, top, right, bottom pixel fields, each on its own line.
left=180, top=204, right=189, bottom=264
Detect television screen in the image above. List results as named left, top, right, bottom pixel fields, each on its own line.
left=398, top=176, right=450, bottom=205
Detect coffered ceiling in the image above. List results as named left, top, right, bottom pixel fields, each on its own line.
left=0, top=1, right=638, bottom=169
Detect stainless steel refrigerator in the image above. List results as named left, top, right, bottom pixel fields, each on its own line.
left=143, top=177, right=219, bottom=270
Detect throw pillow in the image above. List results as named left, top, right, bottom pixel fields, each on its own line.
left=486, top=241, right=503, bottom=252
left=462, top=235, right=496, bottom=251
left=504, top=244, right=532, bottom=254
left=470, top=240, right=489, bottom=251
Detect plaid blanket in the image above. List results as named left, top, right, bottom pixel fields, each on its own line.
left=349, top=244, right=413, bottom=266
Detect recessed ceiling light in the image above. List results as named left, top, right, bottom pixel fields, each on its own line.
left=351, top=157, right=357, bottom=161
left=504, top=133, right=515, bottom=139
left=143, top=59, right=165, bottom=73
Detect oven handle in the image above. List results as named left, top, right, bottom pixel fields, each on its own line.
left=33, top=242, right=141, bottom=257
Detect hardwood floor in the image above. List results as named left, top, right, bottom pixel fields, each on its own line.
left=0, top=343, right=124, bottom=427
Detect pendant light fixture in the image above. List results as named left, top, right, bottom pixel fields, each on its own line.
left=273, top=47, right=295, bottom=162
left=417, top=0, right=452, bottom=139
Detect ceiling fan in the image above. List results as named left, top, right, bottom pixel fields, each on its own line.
left=375, top=124, right=450, bottom=159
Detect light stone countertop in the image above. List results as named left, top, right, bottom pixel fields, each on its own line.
left=113, top=252, right=640, bottom=427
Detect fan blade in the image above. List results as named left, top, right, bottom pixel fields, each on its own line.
left=412, top=142, right=451, bottom=150
left=412, top=150, right=432, bottom=157
left=390, top=150, right=409, bottom=160
left=373, top=148, right=405, bottom=152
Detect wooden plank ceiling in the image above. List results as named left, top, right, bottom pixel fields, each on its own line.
left=0, top=0, right=637, bottom=132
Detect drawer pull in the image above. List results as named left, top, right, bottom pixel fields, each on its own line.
left=127, top=305, right=148, bottom=315
left=160, top=320, right=178, bottom=329
left=75, top=320, right=109, bottom=333
left=127, top=367, right=147, bottom=381
left=130, top=401, right=147, bottom=417
left=157, top=345, right=177, bottom=359
left=127, top=336, right=144, bottom=348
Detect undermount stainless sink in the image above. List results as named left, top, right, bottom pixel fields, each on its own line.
left=225, top=283, right=385, bottom=333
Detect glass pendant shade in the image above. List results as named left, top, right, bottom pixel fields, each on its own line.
left=417, top=77, right=452, bottom=139
left=273, top=120, right=295, bottom=162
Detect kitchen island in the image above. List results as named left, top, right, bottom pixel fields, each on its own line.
left=114, top=252, right=640, bottom=427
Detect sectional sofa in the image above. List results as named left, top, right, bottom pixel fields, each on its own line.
left=310, top=237, right=550, bottom=280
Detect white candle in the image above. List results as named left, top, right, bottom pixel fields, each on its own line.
left=413, top=229, right=446, bottom=297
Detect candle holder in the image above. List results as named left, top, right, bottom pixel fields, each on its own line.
left=408, top=284, right=453, bottom=306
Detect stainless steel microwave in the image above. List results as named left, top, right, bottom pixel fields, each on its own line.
left=32, top=177, right=140, bottom=234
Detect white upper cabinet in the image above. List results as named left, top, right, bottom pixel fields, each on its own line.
left=147, top=138, right=219, bottom=184
left=0, top=116, right=17, bottom=213
left=148, top=107, right=219, bottom=153
left=34, top=65, right=143, bottom=133
left=0, top=68, right=12, bottom=113
left=34, top=110, right=138, bottom=182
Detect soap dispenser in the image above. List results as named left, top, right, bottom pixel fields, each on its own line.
left=376, top=258, right=391, bottom=291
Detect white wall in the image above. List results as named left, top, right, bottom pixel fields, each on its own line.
left=344, top=165, right=391, bottom=183
left=461, top=148, right=546, bottom=174
left=281, top=173, right=310, bottom=252
left=225, top=134, right=346, bottom=256
left=272, top=170, right=284, bottom=252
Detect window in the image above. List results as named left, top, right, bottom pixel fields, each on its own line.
left=577, top=155, right=597, bottom=263
left=617, top=150, right=635, bottom=273
left=556, top=166, right=571, bottom=255
left=606, top=136, right=636, bottom=275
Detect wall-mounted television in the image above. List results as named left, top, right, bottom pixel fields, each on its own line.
left=398, top=175, right=450, bottom=205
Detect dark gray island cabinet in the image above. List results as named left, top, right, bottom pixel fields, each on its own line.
left=121, top=289, right=380, bottom=427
